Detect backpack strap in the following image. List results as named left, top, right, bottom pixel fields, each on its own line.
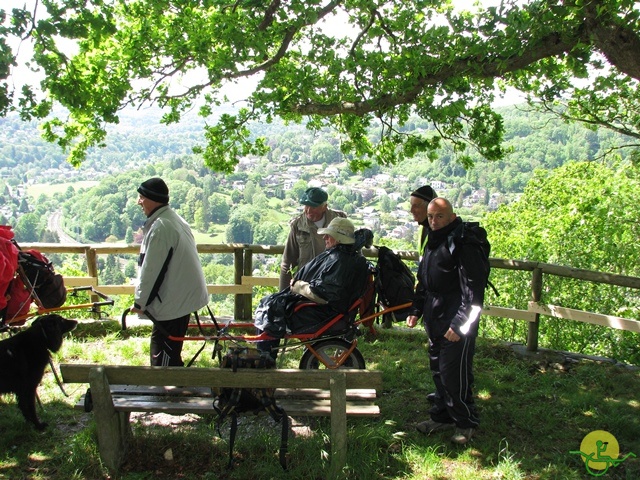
left=185, top=310, right=207, bottom=367
left=278, top=410, right=289, bottom=470
left=145, top=246, right=174, bottom=307
left=226, top=411, right=238, bottom=470
left=213, top=386, right=242, bottom=464
left=260, top=394, right=288, bottom=470
left=487, top=279, right=500, bottom=297
left=215, top=387, right=242, bottom=421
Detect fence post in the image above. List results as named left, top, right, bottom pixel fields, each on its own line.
left=528, top=267, right=543, bottom=352
left=242, top=248, right=253, bottom=320
left=85, top=247, right=100, bottom=304
left=85, top=247, right=99, bottom=282
left=233, top=247, right=244, bottom=320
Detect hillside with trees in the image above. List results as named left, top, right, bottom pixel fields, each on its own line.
left=1, top=103, right=639, bottom=364
left=482, top=160, right=640, bottom=364
left=0, top=103, right=634, bottom=249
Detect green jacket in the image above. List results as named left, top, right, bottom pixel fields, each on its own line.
left=278, top=208, right=346, bottom=290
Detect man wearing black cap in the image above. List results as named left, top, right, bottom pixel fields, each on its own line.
left=131, top=177, right=209, bottom=366
left=409, top=185, right=438, bottom=401
left=410, top=185, right=437, bottom=258
left=279, top=187, right=346, bottom=290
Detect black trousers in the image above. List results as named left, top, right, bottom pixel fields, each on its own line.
left=256, top=304, right=338, bottom=360
left=427, top=332, right=479, bottom=429
left=150, top=314, right=190, bottom=366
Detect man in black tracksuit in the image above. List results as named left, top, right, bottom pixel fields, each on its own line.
left=407, top=198, right=487, bottom=445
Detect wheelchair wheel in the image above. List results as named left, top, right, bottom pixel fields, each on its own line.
left=299, top=339, right=366, bottom=369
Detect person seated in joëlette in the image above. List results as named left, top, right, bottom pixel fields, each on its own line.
left=254, top=217, right=370, bottom=359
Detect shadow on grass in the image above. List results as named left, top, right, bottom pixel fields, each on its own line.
left=1, top=322, right=639, bottom=479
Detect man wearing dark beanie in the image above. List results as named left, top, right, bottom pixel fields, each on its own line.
left=409, top=184, right=440, bottom=403
left=410, top=185, right=437, bottom=257
left=131, top=177, right=209, bottom=366
left=137, top=177, right=170, bottom=204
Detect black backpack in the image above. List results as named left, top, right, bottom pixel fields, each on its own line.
left=213, top=347, right=289, bottom=470
left=18, top=249, right=67, bottom=309
left=450, top=222, right=498, bottom=296
left=375, top=246, right=416, bottom=321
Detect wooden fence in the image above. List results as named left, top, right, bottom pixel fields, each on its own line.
left=22, top=243, right=640, bottom=353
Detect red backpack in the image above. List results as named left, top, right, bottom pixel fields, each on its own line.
left=1, top=243, right=67, bottom=326
left=0, top=226, right=20, bottom=315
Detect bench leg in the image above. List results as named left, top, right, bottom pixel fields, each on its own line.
left=328, top=372, right=347, bottom=480
left=89, top=367, right=129, bottom=474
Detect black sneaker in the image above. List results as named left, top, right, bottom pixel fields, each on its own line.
left=415, top=420, right=455, bottom=435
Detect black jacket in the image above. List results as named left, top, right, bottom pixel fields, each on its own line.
left=411, top=217, right=486, bottom=338
left=294, top=243, right=370, bottom=311
left=255, top=243, right=370, bottom=336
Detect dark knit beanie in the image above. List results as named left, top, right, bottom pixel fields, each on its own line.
left=410, top=185, right=437, bottom=203
left=138, top=177, right=169, bottom=204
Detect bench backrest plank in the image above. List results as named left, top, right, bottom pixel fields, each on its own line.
left=60, top=364, right=383, bottom=391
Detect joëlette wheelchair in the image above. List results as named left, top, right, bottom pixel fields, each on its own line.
left=120, top=229, right=413, bottom=369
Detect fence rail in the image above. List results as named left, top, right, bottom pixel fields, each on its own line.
left=22, top=242, right=640, bottom=353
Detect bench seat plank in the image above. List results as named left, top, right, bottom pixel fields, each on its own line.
left=105, top=385, right=377, bottom=401
left=74, top=394, right=380, bottom=417
left=277, top=388, right=377, bottom=400
left=109, top=385, right=213, bottom=396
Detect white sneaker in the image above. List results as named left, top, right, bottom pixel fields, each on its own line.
left=451, top=427, right=475, bottom=445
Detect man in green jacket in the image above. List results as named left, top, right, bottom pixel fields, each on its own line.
left=279, top=187, right=346, bottom=290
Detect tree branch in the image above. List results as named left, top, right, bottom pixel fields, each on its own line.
left=538, top=98, right=640, bottom=140
left=584, top=0, right=640, bottom=80
left=228, top=0, right=341, bottom=79
left=257, top=0, right=281, bottom=31
left=291, top=32, right=580, bottom=116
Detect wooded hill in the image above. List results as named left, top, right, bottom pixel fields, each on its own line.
left=0, top=103, right=634, bottom=247
left=1, top=103, right=639, bottom=365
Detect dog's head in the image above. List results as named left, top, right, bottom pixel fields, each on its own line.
left=30, top=314, right=78, bottom=352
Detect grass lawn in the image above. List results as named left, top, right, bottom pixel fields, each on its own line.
left=0, top=318, right=638, bottom=479
left=193, top=229, right=225, bottom=244
left=27, top=181, right=100, bottom=198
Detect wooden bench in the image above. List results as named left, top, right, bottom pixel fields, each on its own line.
left=60, top=364, right=383, bottom=478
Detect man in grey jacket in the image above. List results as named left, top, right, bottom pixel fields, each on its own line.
left=130, top=177, right=209, bottom=366
left=279, top=187, right=346, bottom=290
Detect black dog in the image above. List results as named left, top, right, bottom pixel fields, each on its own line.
left=0, top=314, right=77, bottom=430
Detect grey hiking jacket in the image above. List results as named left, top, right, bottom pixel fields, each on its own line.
left=134, top=205, right=209, bottom=321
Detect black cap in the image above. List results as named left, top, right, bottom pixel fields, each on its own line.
left=138, top=178, right=169, bottom=204
left=410, top=185, right=437, bottom=202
